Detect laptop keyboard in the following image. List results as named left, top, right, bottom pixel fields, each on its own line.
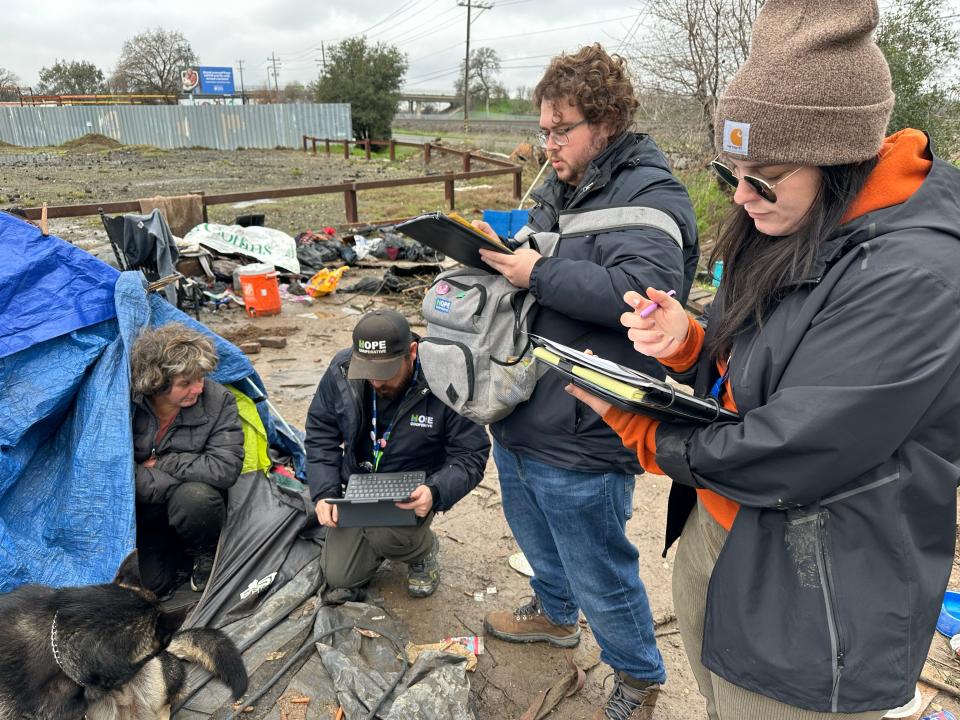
left=344, top=471, right=426, bottom=501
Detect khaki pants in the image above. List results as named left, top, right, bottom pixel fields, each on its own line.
left=321, top=514, right=434, bottom=590
left=672, top=502, right=886, bottom=720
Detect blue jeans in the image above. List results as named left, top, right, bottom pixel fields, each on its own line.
left=493, top=441, right=666, bottom=683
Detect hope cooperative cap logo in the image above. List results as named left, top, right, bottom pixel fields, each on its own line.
left=357, top=339, right=389, bottom=355
left=723, top=120, right=750, bottom=155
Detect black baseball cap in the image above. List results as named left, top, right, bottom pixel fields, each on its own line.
left=348, top=309, right=413, bottom=381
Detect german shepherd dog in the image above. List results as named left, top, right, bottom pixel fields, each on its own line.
left=0, top=552, right=248, bottom=720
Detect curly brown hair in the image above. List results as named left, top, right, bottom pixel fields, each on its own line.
left=130, top=322, right=218, bottom=397
left=533, top=43, right=638, bottom=140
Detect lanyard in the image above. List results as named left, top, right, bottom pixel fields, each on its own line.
left=370, top=360, right=419, bottom=471
left=710, top=354, right=733, bottom=400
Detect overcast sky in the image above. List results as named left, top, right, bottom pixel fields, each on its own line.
left=5, top=0, right=959, bottom=96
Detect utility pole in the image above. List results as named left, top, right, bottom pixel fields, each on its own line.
left=457, top=0, right=493, bottom=132
left=267, top=53, right=281, bottom=95
left=236, top=59, right=246, bottom=104
left=321, top=42, right=327, bottom=75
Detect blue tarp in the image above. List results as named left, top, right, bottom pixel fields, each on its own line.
left=0, top=213, right=270, bottom=591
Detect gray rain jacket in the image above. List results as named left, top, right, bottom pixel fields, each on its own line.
left=656, top=142, right=960, bottom=712
left=492, top=132, right=699, bottom=472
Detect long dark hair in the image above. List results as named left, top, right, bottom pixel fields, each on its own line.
left=707, top=158, right=878, bottom=360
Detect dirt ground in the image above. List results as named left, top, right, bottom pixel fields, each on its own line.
left=5, top=135, right=960, bottom=718
left=202, top=295, right=704, bottom=720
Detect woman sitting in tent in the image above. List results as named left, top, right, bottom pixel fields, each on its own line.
left=130, top=322, right=244, bottom=596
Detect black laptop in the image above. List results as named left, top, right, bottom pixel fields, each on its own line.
left=325, top=471, right=426, bottom=528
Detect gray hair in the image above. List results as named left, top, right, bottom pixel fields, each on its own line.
left=130, top=322, right=218, bottom=397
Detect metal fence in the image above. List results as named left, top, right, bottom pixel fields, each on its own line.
left=0, top=103, right=352, bottom=150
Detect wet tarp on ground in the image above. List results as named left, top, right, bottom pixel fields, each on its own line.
left=178, top=601, right=474, bottom=720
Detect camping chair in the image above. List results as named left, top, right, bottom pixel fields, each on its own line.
left=100, top=208, right=204, bottom=319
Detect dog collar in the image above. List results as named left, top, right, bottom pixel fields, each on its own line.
left=51, top=612, right=86, bottom=687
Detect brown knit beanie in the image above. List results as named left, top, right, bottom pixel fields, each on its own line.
left=715, top=0, right=894, bottom=166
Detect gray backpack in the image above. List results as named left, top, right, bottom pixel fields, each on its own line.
left=418, top=231, right=557, bottom=425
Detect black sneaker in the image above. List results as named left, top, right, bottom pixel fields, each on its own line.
left=407, top=533, right=440, bottom=598
left=190, top=552, right=214, bottom=592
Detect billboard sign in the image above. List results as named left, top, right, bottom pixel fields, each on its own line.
left=198, top=67, right=236, bottom=95
left=181, top=68, right=199, bottom=92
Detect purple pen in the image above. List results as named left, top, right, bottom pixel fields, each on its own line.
left=638, top=290, right=676, bottom=318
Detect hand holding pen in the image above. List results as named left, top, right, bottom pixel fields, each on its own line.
left=620, top=287, right=690, bottom=358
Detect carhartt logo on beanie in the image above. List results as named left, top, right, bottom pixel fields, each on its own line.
left=715, top=0, right=895, bottom=166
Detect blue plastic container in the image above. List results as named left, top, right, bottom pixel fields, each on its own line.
left=936, top=590, right=960, bottom=637
left=482, top=209, right=530, bottom=240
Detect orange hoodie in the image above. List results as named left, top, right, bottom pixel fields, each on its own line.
left=604, top=129, right=933, bottom=531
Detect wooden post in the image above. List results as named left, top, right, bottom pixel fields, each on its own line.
left=462, top=152, right=471, bottom=173
left=302, top=135, right=308, bottom=152
left=343, top=140, right=350, bottom=160
left=364, top=138, right=371, bottom=161
left=344, top=187, right=359, bottom=224
left=444, top=176, right=455, bottom=211
left=389, top=139, right=396, bottom=162
left=512, top=168, right=522, bottom=200
left=424, top=143, right=432, bottom=165
left=311, top=138, right=317, bottom=155
left=325, top=139, right=331, bottom=155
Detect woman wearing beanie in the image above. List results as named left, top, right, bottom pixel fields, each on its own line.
left=567, top=1, right=960, bottom=718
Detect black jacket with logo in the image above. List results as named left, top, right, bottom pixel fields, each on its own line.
left=655, top=145, right=960, bottom=712
left=492, top=132, right=699, bottom=472
left=304, top=347, right=490, bottom=510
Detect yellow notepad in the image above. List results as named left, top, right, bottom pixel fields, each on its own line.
left=533, top=347, right=647, bottom=402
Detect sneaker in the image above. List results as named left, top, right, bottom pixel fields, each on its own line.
left=406, top=533, right=440, bottom=598
left=592, top=672, right=660, bottom=720
left=189, top=552, right=214, bottom=592
left=483, top=595, right=580, bottom=648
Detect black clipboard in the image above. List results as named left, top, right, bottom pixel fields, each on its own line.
left=531, top=335, right=739, bottom=425
left=396, top=212, right=512, bottom=271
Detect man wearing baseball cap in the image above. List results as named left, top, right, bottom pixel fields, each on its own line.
left=305, top=309, right=490, bottom=600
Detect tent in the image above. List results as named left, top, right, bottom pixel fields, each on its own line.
left=0, top=212, right=475, bottom=718
left=0, top=209, right=319, bottom=628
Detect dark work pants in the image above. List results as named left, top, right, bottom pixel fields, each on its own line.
left=136, top=482, right=226, bottom=595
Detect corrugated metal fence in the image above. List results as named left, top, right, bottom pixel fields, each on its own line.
left=0, top=103, right=352, bottom=150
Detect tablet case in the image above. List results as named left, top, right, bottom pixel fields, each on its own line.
left=396, top=212, right=513, bottom=270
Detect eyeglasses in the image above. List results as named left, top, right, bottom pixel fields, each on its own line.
left=710, top=155, right=803, bottom=203
left=535, top=119, right=588, bottom=148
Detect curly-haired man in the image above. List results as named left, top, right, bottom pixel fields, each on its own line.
left=475, top=44, right=699, bottom=720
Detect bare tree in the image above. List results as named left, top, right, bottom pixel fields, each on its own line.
left=0, top=67, right=20, bottom=87
left=628, top=0, right=763, bottom=148
left=455, top=47, right=502, bottom=114
left=111, top=28, right=199, bottom=96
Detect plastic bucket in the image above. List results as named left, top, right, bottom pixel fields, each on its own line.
left=238, top=263, right=281, bottom=318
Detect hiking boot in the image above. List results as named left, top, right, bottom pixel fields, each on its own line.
left=483, top=595, right=580, bottom=648
left=592, top=672, right=660, bottom=720
left=189, top=552, right=214, bottom=592
left=407, top=533, right=440, bottom=598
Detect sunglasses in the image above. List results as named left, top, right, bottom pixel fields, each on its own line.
left=710, top=155, right=803, bottom=203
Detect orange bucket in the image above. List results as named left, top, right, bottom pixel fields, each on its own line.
left=238, top=263, right=282, bottom=318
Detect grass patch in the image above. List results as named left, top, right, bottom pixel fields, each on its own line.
left=677, top=167, right=731, bottom=251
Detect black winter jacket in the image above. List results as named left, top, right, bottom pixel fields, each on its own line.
left=304, top=347, right=491, bottom=510
left=492, top=132, right=699, bottom=471
left=655, top=144, right=960, bottom=712
left=132, top=380, right=244, bottom=504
